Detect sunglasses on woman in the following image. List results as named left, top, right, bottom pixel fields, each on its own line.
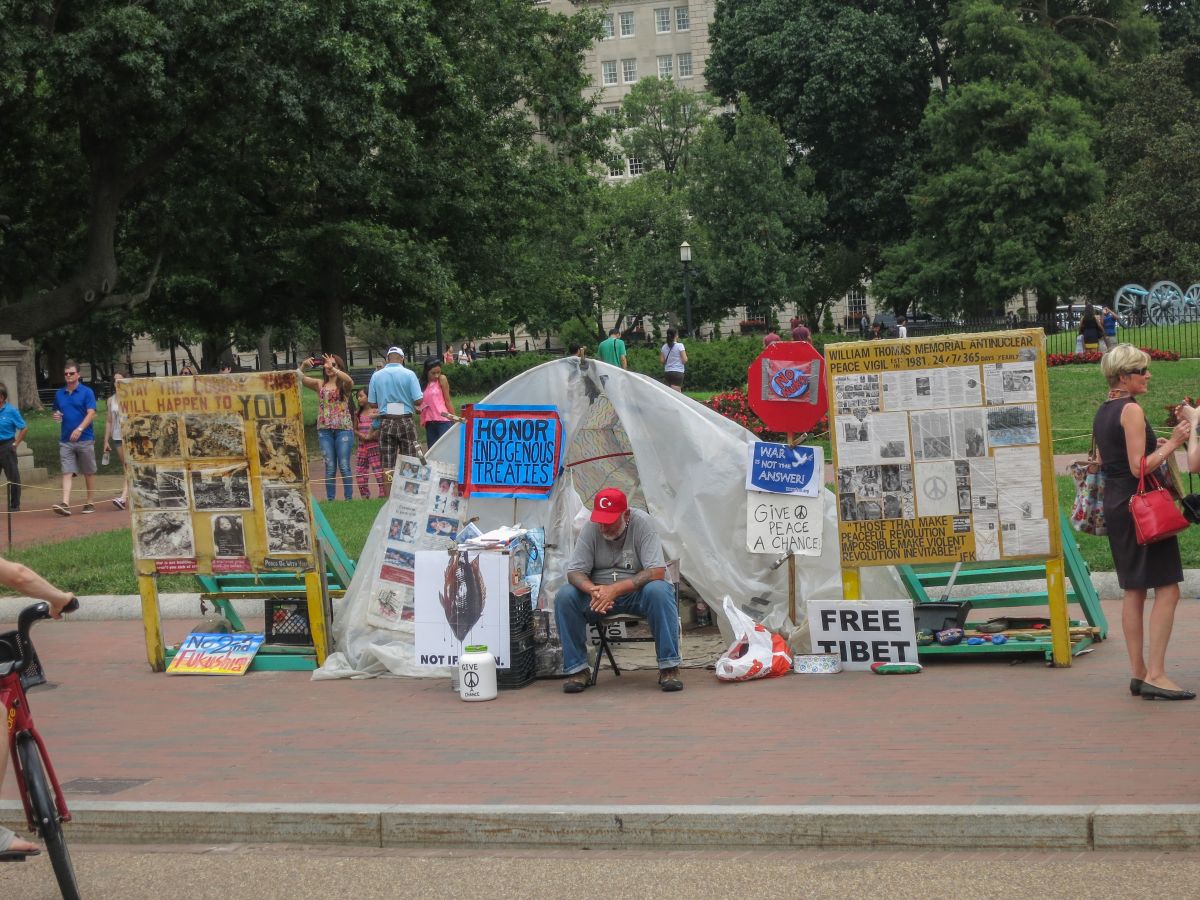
left=1125, top=367, right=1149, bottom=376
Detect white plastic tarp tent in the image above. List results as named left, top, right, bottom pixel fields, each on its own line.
left=315, top=356, right=900, bottom=678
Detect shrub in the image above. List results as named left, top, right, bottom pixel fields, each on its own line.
left=705, top=387, right=829, bottom=440
left=1047, top=348, right=1178, bottom=367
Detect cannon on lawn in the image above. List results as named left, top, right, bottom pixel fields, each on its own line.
left=1113, top=281, right=1200, bottom=326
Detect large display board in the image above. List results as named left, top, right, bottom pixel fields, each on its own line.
left=118, top=372, right=316, bottom=576
left=825, top=329, right=1060, bottom=566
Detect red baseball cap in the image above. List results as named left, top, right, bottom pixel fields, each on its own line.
left=591, top=487, right=628, bottom=525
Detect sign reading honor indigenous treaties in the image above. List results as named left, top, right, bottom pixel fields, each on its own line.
left=825, top=329, right=1059, bottom=566
left=458, top=404, right=563, bottom=500
left=118, top=372, right=316, bottom=576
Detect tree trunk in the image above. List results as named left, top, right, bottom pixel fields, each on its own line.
left=317, top=290, right=348, bottom=363
left=44, top=337, right=67, bottom=391
left=257, top=326, right=274, bottom=371
left=16, top=339, right=41, bottom=412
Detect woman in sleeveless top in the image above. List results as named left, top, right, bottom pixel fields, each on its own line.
left=299, top=353, right=356, bottom=501
left=1093, top=344, right=1192, bottom=699
left=420, top=358, right=456, bottom=447
left=1078, top=303, right=1104, bottom=353
left=660, top=328, right=688, bottom=392
left=102, top=371, right=130, bottom=510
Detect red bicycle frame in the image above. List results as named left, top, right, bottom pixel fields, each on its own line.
left=2, top=663, right=72, bottom=831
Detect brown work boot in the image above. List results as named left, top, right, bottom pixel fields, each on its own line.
left=658, top=667, right=683, bottom=692
left=562, top=671, right=590, bottom=694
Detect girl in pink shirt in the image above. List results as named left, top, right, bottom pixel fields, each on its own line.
left=420, top=358, right=455, bottom=447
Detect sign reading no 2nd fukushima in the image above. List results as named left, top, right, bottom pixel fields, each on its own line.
left=747, top=341, right=828, bottom=435
left=458, top=405, right=563, bottom=500
left=825, top=329, right=1059, bottom=566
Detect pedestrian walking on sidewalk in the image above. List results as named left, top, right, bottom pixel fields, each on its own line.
left=0, top=382, right=27, bottom=513
left=102, top=371, right=129, bottom=510
left=1094, top=345, right=1193, bottom=700
left=51, top=360, right=97, bottom=516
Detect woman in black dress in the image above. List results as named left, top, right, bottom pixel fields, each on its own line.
left=1094, top=345, right=1193, bottom=699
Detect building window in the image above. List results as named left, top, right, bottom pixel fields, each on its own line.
left=601, top=14, right=615, bottom=39
left=675, top=6, right=690, bottom=31
left=655, top=8, right=671, bottom=32
left=601, top=60, right=618, bottom=85
left=608, top=157, right=626, bottom=178
left=622, top=58, right=638, bottom=83
left=677, top=52, right=693, bottom=78
left=619, top=11, right=635, bottom=37
left=657, top=54, right=673, bottom=78
left=847, top=288, right=867, bottom=319
left=628, top=157, right=644, bottom=176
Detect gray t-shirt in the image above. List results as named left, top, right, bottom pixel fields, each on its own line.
left=566, top=508, right=665, bottom=585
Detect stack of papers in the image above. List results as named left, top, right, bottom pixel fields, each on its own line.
left=458, top=524, right=527, bottom=551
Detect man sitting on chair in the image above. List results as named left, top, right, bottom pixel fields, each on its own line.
left=555, top=487, right=683, bottom=693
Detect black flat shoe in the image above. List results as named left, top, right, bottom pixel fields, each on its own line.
left=1140, top=684, right=1196, bottom=701
left=1130, top=678, right=1144, bottom=696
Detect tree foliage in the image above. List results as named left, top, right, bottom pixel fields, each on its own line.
left=616, top=76, right=715, bottom=191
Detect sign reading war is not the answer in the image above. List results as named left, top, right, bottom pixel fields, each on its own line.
left=806, top=600, right=917, bottom=671
left=459, top=405, right=563, bottom=500
left=745, top=442, right=824, bottom=556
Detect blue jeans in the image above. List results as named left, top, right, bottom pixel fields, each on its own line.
left=554, top=579, right=680, bottom=675
left=318, top=428, right=354, bottom=500
left=425, top=419, right=452, bottom=447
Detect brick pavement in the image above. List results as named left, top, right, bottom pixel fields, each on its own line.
left=2, top=599, right=1198, bottom=812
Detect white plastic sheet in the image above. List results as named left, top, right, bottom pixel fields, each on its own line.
left=315, top=356, right=902, bottom=679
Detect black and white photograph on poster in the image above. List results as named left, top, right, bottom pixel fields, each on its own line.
left=951, top=408, right=988, bottom=458
left=910, top=410, right=952, bottom=460
left=840, top=415, right=870, bottom=444
left=882, top=492, right=913, bottom=520
left=211, top=514, right=247, bottom=557
left=837, top=467, right=854, bottom=494
left=426, top=514, right=458, bottom=538
left=969, top=458, right=998, bottom=510
left=986, top=404, right=1038, bottom=447
left=134, top=511, right=196, bottom=559
left=880, top=464, right=912, bottom=493
left=839, top=493, right=858, bottom=522
left=915, top=459, right=961, bottom=517
left=833, top=374, right=881, bottom=415
left=184, top=413, right=246, bottom=459
left=257, top=420, right=305, bottom=482
left=984, top=362, right=1037, bottom=405
left=262, top=483, right=311, bottom=553
left=414, top=549, right=511, bottom=668
left=124, top=414, right=182, bottom=461
left=401, top=480, right=423, bottom=496
left=189, top=464, right=252, bottom=510
left=129, top=464, right=188, bottom=510
left=856, top=498, right=883, bottom=520
left=850, top=465, right=881, bottom=498
left=368, top=583, right=406, bottom=626
left=399, top=461, right=430, bottom=481
left=388, top=516, right=419, bottom=543
left=432, top=492, right=461, bottom=516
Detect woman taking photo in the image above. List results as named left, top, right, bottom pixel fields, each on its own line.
left=420, top=357, right=456, bottom=447
left=660, top=328, right=688, bottom=392
left=299, top=353, right=355, bottom=501
left=1077, top=303, right=1104, bottom=354
left=1094, top=344, right=1193, bottom=700
left=102, top=371, right=130, bottom=510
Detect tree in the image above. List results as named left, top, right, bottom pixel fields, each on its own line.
left=1069, top=48, right=1200, bottom=298
left=687, top=100, right=825, bottom=325
left=706, top=0, right=948, bottom=269
left=617, top=77, right=715, bottom=191
left=873, top=0, right=1153, bottom=318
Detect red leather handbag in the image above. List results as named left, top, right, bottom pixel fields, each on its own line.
left=1130, top=458, right=1190, bottom=545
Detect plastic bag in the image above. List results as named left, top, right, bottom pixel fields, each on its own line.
left=715, top=596, right=793, bottom=681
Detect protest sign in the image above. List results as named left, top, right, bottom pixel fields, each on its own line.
left=413, top=549, right=511, bottom=668
left=806, top=600, right=917, bottom=671
left=746, top=442, right=823, bottom=496
left=746, top=493, right=823, bottom=556
left=166, top=632, right=265, bottom=675
left=458, top=404, right=562, bottom=500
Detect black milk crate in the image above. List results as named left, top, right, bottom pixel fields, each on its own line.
left=914, top=601, right=973, bottom=634
left=499, top=626, right=536, bottom=690
left=510, top=594, right=534, bottom=634
left=264, top=599, right=312, bottom=646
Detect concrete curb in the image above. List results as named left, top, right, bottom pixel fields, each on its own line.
left=5, top=802, right=1200, bottom=850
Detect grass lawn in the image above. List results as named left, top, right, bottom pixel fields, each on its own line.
left=12, top=356, right=1200, bottom=595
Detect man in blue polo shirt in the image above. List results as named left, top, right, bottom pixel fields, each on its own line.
left=366, top=346, right=422, bottom=488
left=51, top=360, right=97, bottom=515
left=0, top=382, right=28, bottom=512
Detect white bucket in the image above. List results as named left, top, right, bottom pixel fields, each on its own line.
left=459, top=644, right=498, bottom=701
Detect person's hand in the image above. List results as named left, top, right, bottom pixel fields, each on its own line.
left=589, top=583, right=619, bottom=614
left=1177, top=402, right=1199, bottom=426
left=49, top=593, right=77, bottom=619
left=1172, top=420, right=1191, bottom=445
left=70, top=426, right=82, bottom=443
left=52, top=410, right=62, bottom=423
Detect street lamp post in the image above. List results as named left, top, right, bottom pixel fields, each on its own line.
left=680, top=241, right=693, bottom=338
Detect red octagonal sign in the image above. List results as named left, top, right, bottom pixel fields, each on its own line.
left=746, top=341, right=827, bottom=435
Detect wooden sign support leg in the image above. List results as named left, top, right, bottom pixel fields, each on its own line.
left=138, top=574, right=165, bottom=672
left=304, top=569, right=330, bottom=666
left=1045, top=556, right=1072, bottom=667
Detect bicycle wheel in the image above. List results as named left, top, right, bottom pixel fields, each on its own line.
left=16, top=733, right=80, bottom=900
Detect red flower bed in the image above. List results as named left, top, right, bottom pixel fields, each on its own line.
left=706, top=387, right=828, bottom=440
left=1047, top=348, right=1179, bottom=367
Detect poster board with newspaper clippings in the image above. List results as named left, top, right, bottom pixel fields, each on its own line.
left=826, top=329, right=1060, bottom=566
